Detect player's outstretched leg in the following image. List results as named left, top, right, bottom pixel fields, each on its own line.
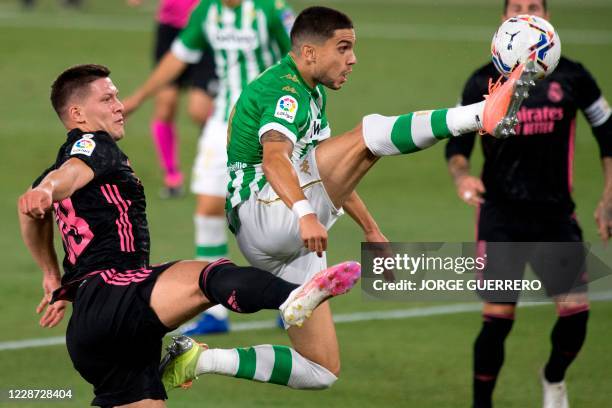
left=312, top=62, right=538, bottom=210
left=361, top=61, right=538, bottom=156
left=160, top=336, right=339, bottom=391
left=158, top=261, right=360, bottom=391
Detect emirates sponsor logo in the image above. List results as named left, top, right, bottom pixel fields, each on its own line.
left=514, top=106, right=564, bottom=136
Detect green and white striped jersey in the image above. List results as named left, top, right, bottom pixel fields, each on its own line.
left=171, top=0, right=294, bottom=122
left=226, top=54, right=331, bottom=210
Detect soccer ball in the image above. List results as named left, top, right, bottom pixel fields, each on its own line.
left=491, top=15, right=561, bottom=78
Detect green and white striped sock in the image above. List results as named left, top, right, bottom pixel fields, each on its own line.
left=362, top=101, right=485, bottom=156
left=196, top=345, right=337, bottom=389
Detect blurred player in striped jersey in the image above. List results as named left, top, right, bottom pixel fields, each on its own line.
left=445, top=1, right=612, bottom=407
left=124, top=0, right=296, bottom=335
left=127, top=0, right=218, bottom=199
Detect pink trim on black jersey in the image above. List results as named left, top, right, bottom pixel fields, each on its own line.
left=101, top=184, right=135, bottom=252
left=101, top=267, right=153, bottom=286
left=568, top=118, right=576, bottom=193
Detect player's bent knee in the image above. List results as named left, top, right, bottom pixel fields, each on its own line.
left=482, top=302, right=516, bottom=319
left=291, top=357, right=339, bottom=389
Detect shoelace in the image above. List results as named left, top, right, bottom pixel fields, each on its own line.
left=478, top=75, right=506, bottom=135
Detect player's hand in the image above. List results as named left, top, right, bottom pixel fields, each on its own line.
left=299, top=214, right=328, bottom=257
left=594, top=199, right=612, bottom=243
left=18, top=188, right=52, bottom=219
left=365, top=229, right=395, bottom=282
left=37, top=274, right=66, bottom=328
left=121, top=94, right=142, bottom=118
left=456, top=175, right=485, bottom=206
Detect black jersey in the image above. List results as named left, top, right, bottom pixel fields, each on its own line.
left=446, top=57, right=612, bottom=214
left=33, top=129, right=150, bottom=284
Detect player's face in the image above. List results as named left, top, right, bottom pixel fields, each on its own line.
left=504, top=0, right=549, bottom=19
left=79, top=78, right=125, bottom=140
left=313, top=28, right=357, bottom=90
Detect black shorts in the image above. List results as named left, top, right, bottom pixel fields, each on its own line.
left=66, top=262, right=177, bottom=407
left=476, top=202, right=588, bottom=302
left=155, top=22, right=218, bottom=95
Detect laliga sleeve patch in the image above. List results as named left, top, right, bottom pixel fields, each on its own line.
left=274, top=95, right=298, bottom=124
left=70, top=134, right=96, bottom=157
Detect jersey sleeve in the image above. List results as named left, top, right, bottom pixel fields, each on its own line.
left=171, top=1, right=210, bottom=63
left=573, top=64, right=612, bottom=157
left=267, top=0, right=294, bottom=54
left=258, top=89, right=308, bottom=145
left=67, top=134, right=123, bottom=178
left=445, top=73, right=485, bottom=161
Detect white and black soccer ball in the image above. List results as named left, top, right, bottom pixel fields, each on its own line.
left=491, top=15, right=561, bottom=78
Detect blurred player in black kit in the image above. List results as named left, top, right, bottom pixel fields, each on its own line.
left=445, top=1, right=612, bottom=407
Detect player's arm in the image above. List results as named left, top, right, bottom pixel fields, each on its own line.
left=18, top=158, right=93, bottom=327
left=342, top=191, right=387, bottom=242
left=594, top=157, right=612, bottom=242
left=268, top=0, right=294, bottom=54
left=122, top=53, right=188, bottom=115
left=19, top=158, right=94, bottom=219
left=18, top=209, right=66, bottom=328
left=123, top=1, right=208, bottom=114
left=446, top=74, right=487, bottom=206
left=261, top=130, right=327, bottom=256
left=573, top=64, right=612, bottom=241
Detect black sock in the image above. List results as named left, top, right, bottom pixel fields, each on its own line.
left=473, top=315, right=514, bottom=408
left=544, top=309, right=589, bottom=383
left=198, top=259, right=299, bottom=313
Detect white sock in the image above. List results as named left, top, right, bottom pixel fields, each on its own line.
left=205, top=304, right=228, bottom=319
left=362, top=101, right=485, bottom=156
left=196, top=345, right=337, bottom=389
left=194, top=215, right=228, bottom=260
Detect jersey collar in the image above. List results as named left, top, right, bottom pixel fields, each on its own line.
left=283, top=54, right=317, bottom=95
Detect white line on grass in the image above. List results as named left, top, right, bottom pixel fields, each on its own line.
left=2, top=291, right=610, bottom=352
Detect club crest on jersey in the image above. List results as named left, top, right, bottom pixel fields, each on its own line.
left=70, top=135, right=96, bottom=156
left=547, top=81, right=564, bottom=103
left=275, top=95, right=298, bottom=123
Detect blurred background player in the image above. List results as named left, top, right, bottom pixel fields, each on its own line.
left=445, top=1, right=612, bottom=407
left=123, top=0, right=296, bottom=335
left=127, top=0, right=218, bottom=199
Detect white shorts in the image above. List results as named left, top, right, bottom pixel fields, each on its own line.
left=191, top=117, right=229, bottom=197
left=235, top=148, right=344, bottom=284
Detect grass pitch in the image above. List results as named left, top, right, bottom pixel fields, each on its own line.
left=1, top=0, right=611, bottom=406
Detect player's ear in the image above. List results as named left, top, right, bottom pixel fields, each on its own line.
left=302, top=43, right=316, bottom=64
left=67, top=104, right=85, bottom=124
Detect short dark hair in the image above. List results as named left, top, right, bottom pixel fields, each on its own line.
left=50, top=64, right=110, bottom=119
left=290, top=6, right=353, bottom=49
left=504, top=0, right=547, bottom=13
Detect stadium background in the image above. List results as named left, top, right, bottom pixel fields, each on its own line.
left=1, top=0, right=611, bottom=406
